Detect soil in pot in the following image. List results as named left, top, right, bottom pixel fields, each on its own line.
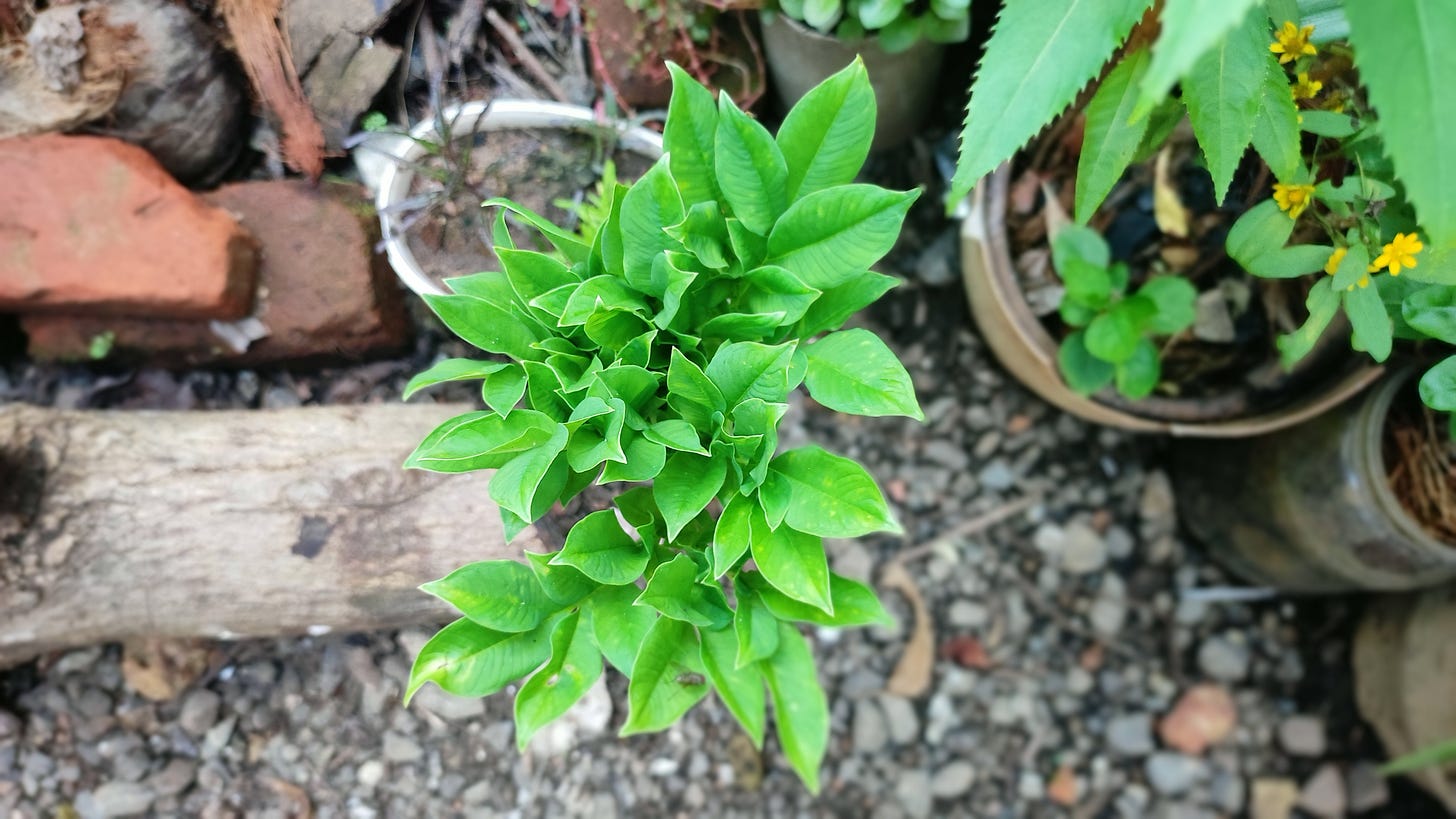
left=1384, top=390, right=1456, bottom=545
left=1006, top=119, right=1357, bottom=423
left=400, top=125, right=654, bottom=291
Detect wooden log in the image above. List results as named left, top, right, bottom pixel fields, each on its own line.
left=0, top=403, right=539, bottom=668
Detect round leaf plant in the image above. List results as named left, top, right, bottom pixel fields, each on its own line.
left=401, top=58, right=922, bottom=791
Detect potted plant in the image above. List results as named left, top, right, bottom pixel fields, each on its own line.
left=399, top=60, right=921, bottom=791
left=372, top=100, right=664, bottom=297
left=585, top=0, right=765, bottom=110
left=948, top=1, right=1456, bottom=436
left=759, top=0, right=969, bottom=148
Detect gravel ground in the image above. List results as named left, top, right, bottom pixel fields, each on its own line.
left=2, top=276, right=1439, bottom=818
left=0, top=135, right=1443, bottom=818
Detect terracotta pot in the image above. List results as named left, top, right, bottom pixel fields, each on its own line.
left=1171, top=370, right=1456, bottom=592
left=759, top=12, right=944, bottom=150
left=1355, top=585, right=1456, bottom=811
left=959, top=163, right=1384, bottom=437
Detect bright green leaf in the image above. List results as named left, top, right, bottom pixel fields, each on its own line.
left=1276, top=277, right=1341, bottom=367
left=766, top=186, right=919, bottom=289
left=654, top=450, right=729, bottom=541
left=705, top=341, right=797, bottom=407
left=1138, top=0, right=1263, bottom=114
left=1251, top=55, right=1303, bottom=182
left=555, top=509, right=649, bottom=585
left=777, top=58, right=876, bottom=201
left=749, top=571, right=892, bottom=628
left=1180, top=7, right=1269, bottom=203
left=1058, top=329, right=1117, bottom=395
left=586, top=585, right=658, bottom=675
left=1139, top=276, right=1198, bottom=334
left=749, top=510, right=832, bottom=614
left=621, top=618, right=709, bottom=735
left=802, top=328, right=923, bottom=419
left=403, top=359, right=510, bottom=401
left=405, top=616, right=555, bottom=703
left=733, top=583, right=782, bottom=668
left=716, top=94, right=789, bottom=235
left=421, top=560, right=560, bottom=633
left=763, top=624, right=829, bottom=793
left=1114, top=338, right=1161, bottom=399
left=1077, top=47, right=1153, bottom=223
left=1345, top=282, right=1393, bottom=362
left=768, top=446, right=900, bottom=537
left=699, top=626, right=767, bottom=747
left=636, top=554, right=733, bottom=628
left=514, top=612, right=603, bottom=751
left=663, top=63, right=721, bottom=205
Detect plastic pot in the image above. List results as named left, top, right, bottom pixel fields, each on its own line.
left=374, top=100, right=664, bottom=298
left=1170, top=370, right=1456, bottom=592
left=959, top=163, right=1384, bottom=437
left=1354, top=585, right=1456, bottom=811
left=759, top=13, right=944, bottom=150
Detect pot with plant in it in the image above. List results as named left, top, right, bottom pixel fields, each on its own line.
left=372, top=100, right=663, bottom=298
left=759, top=0, right=966, bottom=149
left=1169, top=369, right=1456, bottom=592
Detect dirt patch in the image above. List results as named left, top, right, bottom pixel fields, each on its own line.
left=401, top=125, right=655, bottom=289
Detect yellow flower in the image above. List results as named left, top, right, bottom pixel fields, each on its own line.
left=1347, top=274, right=1370, bottom=292
left=1272, top=183, right=1316, bottom=219
left=1270, top=21, right=1317, bottom=64
left=1291, top=72, right=1323, bottom=100
left=1324, top=246, right=1347, bottom=275
left=1372, top=232, right=1424, bottom=276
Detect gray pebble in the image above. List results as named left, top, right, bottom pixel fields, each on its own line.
left=382, top=731, right=424, bottom=763
left=853, top=701, right=888, bottom=755
left=85, top=781, right=155, bottom=818
left=1106, top=713, right=1156, bottom=757
left=946, top=599, right=990, bottom=629
left=178, top=689, right=221, bottom=737
left=977, top=459, right=1015, bottom=491
left=1145, top=752, right=1208, bottom=796
left=1277, top=715, right=1326, bottom=757
left=878, top=695, right=920, bottom=745
left=145, top=759, right=197, bottom=797
left=894, top=769, right=933, bottom=819
left=1346, top=761, right=1390, bottom=812
left=1061, top=522, right=1108, bottom=574
left=1197, top=635, right=1251, bottom=682
left=357, top=759, right=387, bottom=788
left=1297, top=763, right=1346, bottom=818
left=930, top=761, right=976, bottom=798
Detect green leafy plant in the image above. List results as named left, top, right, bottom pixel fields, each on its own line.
left=770, top=0, right=970, bottom=53
left=949, top=0, right=1456, bottom=410
left=401, top=59, right=921, bottom=791
left=1052, top=225, right=1196, bottom=399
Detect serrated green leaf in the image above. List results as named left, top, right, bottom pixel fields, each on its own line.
left=763, top=624, right=828, bottom=793
left=1250, top=57, right=1303, bottom=182
left=421, top=560, right=560, bottom=633
left=1180, top=6, right=1269, bottom=203
left=766, top=186, right=918, bottom=289
left=705, top=341, right=797, bottom=407
left=767, top=446, right=900, bottom=537
left=1058, top=329, right=1117, bottom=395
left=776, top=58, right=876, bottom=201
left=802, top=328, right=923, bottom=419
left=554, top=509, right=649, bottom=585
left=1114, top=338, right=1161, bottom=399
left=1138, top=276, right=1198, bottom=334
left=1276, top=277, right=1340, bottom=367
left=700, top=625, right=767, bottom=748
left=514, top=612, right=603, bottom=751
left=1344, top=282, right=1393, bottom=362
left=1137, top=0, right=1263, bottom=115
left=636, top=554, right=732, bottom=628
left=621, top=618, right=709, bottom=735
left=716, top=94, right=789, bottom=235
left=405, top=616, right=555, bottom=703
left=405, top=410, right=560, bottom=473
left=663, top=63, right=720, bottom=206
left=1077, top=48, right=1154, bottom=223
left=949, top=0, right=1152, bottom=204
left=586, top=584, right=658, bottom=675
left=733, top=583, right=782, bottom=668
left=748, top=571, right=892, bottom=628
left=654, top=450, right=729, bottom=541
left=1346, top=1, right=1456, bottom=247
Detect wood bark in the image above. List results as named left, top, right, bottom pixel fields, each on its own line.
left=0, top=403, right=539, bottom=668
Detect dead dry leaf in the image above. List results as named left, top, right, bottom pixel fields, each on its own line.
left=1048, top=764, right=1080, bottom=807
left=1040, top=181, right=1072, bottom=243
left=1154, top=148, right=1191, bottom=238
left=120, top=639, right=213, bottom=701
left=262, top=775, right=313, bottom=819
left=881, top=561, right=934, bottom=698
left=218, top=0, right=324, bottom=179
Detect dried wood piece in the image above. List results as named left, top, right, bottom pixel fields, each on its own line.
left=219, top=0, right=325, bottom=179
left=0, top=403, right=539, bottom=668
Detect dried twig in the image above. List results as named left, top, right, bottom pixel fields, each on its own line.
left=888, top=494, right=1041, bottom=567
left=485, top=7, right=570, bottom=103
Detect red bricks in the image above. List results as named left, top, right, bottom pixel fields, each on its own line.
left=0, top=135, right=258, bottom=318
left=23, top=180, right=411, bottom=366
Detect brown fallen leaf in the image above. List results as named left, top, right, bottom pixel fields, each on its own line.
left=1041, top=181, right=1072, bottom=243
left=1159, top=684, right=1238, bottom=755
left=121, top=639, right=213, bottom=701
left=1010, top=170, right=1042, bottom=215
left=1048, top=764, right=1080, bottom=806
left=218, top=0, right=324, bottom=179
left=262, top=775, right=313, bottom=819
left=940, top=635, right=993, bottom=670
left=881, top=561, right=934, bottom=698
left=1154, top=148, right=1191, bottom=238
